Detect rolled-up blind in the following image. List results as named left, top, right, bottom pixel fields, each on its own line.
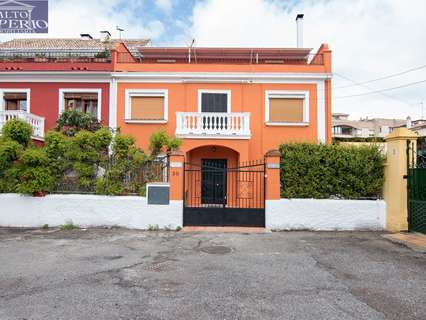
left=269, top=98, right=304, bottom=122
left=64, top=93, right=98, bottom=100
left=3, top=93, right=27, bottom=100
left=131, top=96, right=164, bottom=120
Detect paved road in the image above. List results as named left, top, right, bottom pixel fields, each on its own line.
left=0, top=228, right=425, bottom=320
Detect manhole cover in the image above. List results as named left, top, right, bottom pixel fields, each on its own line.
left=200, top=246, right=232, bottom=255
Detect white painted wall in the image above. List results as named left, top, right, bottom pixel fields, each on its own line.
left=0, top=194, right=183, bottom=230
left=266, top=199, right=386, bottom=231
left=0, top=194, right=386, bottom=231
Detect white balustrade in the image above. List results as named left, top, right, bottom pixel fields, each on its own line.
left=176, top=112, right=251, bottom=138
left=0, top=110, right=45, bottom=139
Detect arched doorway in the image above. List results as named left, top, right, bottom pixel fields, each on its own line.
left=184, top=145, right=265, bottom=227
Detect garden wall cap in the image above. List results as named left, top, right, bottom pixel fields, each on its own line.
left=265, top=149, right=281, bottom=157
left=384, top=127, right=417, bottom=141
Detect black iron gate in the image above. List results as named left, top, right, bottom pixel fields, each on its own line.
left=183, top=159, right=265, bottom=227
left=407, top=140, right=426, bottom=233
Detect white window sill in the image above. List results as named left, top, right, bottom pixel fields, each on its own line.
left=266, top=122, right=309, bottom=127
left=125, top=119, right=168, bottom=124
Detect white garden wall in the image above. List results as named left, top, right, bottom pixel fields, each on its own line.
left=0, top=194, right=182, bottom=230
left=266, top=199, right=386, bottom=231
left=0, top=194, right=386, bottom=231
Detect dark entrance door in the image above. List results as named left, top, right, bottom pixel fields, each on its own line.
left=201, top=159, right=227, bottom=205
left=183, top=159, right=265, bottom=227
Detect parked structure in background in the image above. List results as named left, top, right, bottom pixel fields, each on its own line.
left=332, top=113, right=406, bottom=139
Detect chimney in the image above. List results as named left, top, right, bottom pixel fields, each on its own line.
left=80, top=34, right=93, bottom=40
left=100, top=30, right=111, bottom=42
left=406, top=116, right=412, bottom=128
left=296, top=14, right=304, bottom=48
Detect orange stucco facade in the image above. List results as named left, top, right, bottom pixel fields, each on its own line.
left=116, top=82, right=325, bottom=161
left=113, top=43, right=332, bottom=163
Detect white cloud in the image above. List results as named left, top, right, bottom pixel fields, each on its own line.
left=187, top=0, right=426, bottom=120
left=155, top=0, right=173, bottom=13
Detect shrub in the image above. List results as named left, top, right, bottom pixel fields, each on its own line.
left=279, top=143, right=385, bottom=199
left=93, top=127, right=113, bottom=151
left=15, top=148, right=54, bottom=195
left=149, top=130, right=169, bottom=155
left=55, top=110, right=101, bottom=136
left=0, top=139, right=23, bottom=192
left=2, top=119, right=32, bottom=146
left=44, top=131, right=70, bottom=159
left=64, top=129, right=112, bottom=190
left=95, top=133, right=147, bottom=196
left=113, top=134, right=136, bottom=158
left=20, top=148, right=48, bottom=166
left=149, top=129, right=182, bottom=156
left=44, top=131, right=71, bottom=177
left=0, top=139, right=22, bottom=170
left=167, top=136, right=183, bottom=151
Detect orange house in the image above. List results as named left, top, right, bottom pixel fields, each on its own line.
left=112, top=45, right=332, bottom=159
left=111, top=43, right=332, bottom=226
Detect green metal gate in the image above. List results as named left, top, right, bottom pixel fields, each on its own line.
left=407, top=139, right=426, bottom=233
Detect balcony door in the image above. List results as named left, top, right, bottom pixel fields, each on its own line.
left=201, top=92, right=228, bottom=113
left=200, top=91, right=230, bottom=131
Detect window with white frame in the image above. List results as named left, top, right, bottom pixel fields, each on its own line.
left=0, top=89, right=30, bottom=112
left=198, top=90, right=231, bottom=113
left=125, top=89, right=168, bottom=123
left=59, top=89, right=102, bottom=120
left=265, top=90, right=309, bottom=125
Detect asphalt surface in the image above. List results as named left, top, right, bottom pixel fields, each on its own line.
left=0, top=228, right=425, bottom=320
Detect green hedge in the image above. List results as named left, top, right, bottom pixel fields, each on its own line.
left=0, top=116, right=180, bottom=196
left=279, top=143, right=385, bottom=199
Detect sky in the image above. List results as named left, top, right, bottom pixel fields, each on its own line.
left=1, top=0, right=426, bottom=120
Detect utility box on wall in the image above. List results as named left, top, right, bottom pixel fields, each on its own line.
left=146, top=183, right=170, bottom=205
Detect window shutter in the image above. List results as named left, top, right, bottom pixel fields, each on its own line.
left=269, top=98, right=304, bottom=122
left=131, top=96, right=165, bottom=120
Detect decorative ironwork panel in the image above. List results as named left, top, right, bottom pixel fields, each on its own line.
left=183, top=159, right=265, bottom=227
left=407, top=139, right=426, bottom=233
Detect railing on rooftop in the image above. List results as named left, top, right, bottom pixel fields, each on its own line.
left=0, top=50, right=112, bottom=63
left=117, top=50, right=324, bottom=65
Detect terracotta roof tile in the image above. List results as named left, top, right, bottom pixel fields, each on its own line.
left=0, top=38, right=150, bottom=51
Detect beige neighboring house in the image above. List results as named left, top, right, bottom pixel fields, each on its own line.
left=332, top=113, right=407, bottom=139
left=392, top=118, right=426, bottom=137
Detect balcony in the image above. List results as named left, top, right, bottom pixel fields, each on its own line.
left=0, top=111, right=45, bottom=140
left=176, top=112, right=251, bottom=139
